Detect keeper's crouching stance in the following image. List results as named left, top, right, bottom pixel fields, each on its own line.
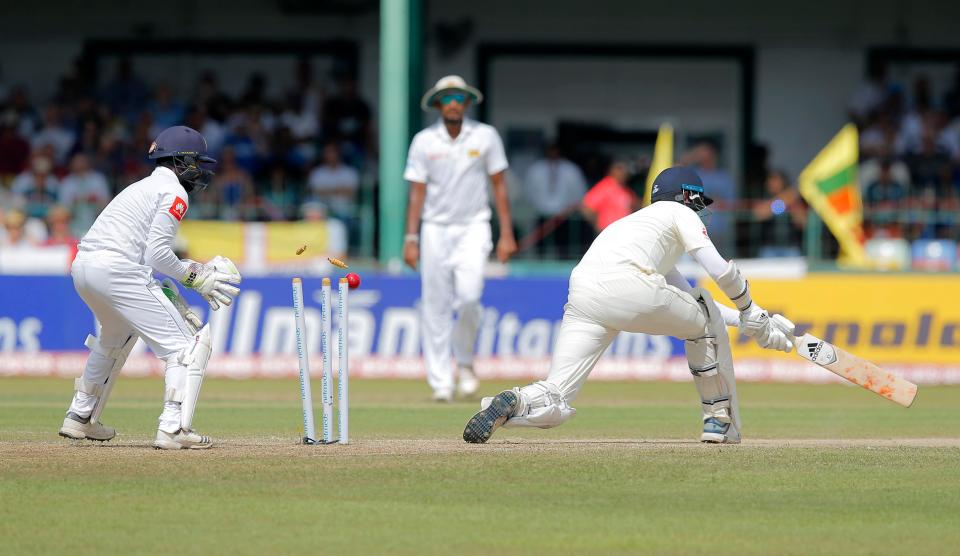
left=58, top=126, right=241, bottom=450
left=463, top=166, right=793, bottom=444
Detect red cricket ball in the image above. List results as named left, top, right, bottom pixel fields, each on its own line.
left=345, top=272, right=361, bottom=289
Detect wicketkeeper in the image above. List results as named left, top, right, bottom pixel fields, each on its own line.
left=464, top=166, right=794, bottom=445
left=59, top=126, right=241, bottom=450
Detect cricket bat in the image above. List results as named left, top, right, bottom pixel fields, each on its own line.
left=792, top=331, right=918, bottom=407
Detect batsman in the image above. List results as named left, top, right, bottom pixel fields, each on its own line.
left=58, top=126, right=241, bottom=450
left=464, top=166, right=794, bottom=445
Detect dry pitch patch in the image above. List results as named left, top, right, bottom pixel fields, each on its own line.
left=4, top=436, right=959, bottom=463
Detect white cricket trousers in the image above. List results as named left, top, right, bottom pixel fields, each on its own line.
left=420, top=220, right=492, bottom=393
left=69, top=251, right=194, bottom=432
left=545, top=266, right=708, bottom=401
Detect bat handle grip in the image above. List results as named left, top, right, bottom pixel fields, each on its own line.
left=769, top=314, right=799, bottom=352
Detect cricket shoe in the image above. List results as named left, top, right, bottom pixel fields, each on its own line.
left=463, top=390, right=518, bottom=444
left=432, top=388, right=454, bottom=403
left=457, top=365, right=479, bottom=398
left=59, top=412, right=115, bottom=441
left=153, top=429, right=213, bottom=450
left=700, top=417, right=741, bottom=444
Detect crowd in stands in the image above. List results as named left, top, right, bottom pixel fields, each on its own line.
left=0, top=57, right=372, bottom=251
left=2, top=55, right=958, bottom=264
left=851, top=63, right=960, bottom=242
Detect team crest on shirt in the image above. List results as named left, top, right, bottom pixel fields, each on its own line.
left=169, top=196, right=187, bottom=221
left=467, top=149, right=480, bottom=157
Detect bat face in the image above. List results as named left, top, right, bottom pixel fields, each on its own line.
left=795, top=333, right=918, bottom=407
left=800, top=336, right=838, bottom=367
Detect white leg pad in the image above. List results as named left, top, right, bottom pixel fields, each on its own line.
left=479, top=381, right=577, bottom=429
left=685, top=288, right=741, bottom=430
left=82, top=333, right=137, bottom=424
left=178, top=324, right=212, bottom=431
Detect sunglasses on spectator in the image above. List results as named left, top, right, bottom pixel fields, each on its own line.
left=439, top=93, right=467, bottom=105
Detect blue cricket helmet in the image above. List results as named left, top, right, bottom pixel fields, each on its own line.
left=148, top=126, right=216, bottom=192
left=650, top=166, right=714, bottom=206
left=148, top=125, right=217, bottom=164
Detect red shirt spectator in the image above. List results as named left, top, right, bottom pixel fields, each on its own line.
left=582, top=162, right=638, bottom=230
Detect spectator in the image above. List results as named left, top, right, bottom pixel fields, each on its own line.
left=938, top=112, right=960, bottom=162
left=688, top=141, right=737, bottom=255
left=240, top=72, right=268, bottom=108
left=5, top=86, right=41, bottom=137
left=72, top=119, right=102, bottom=159
left=117, top=115, right=154, bottom=186
left=92, top=132, right=124, bottom=187
left=271, top=125, right=310, bottom=171
left=194, top=70, right=232, bottom=124
left=0, top=113, right=30, bottom=182
left=59, top=153, right=111, bottom=235
left=848, top=61, right=888, bottom=126
left=11, top=152, right=60, bottom=218
left=283, top=57, right=322, bottom=137
left=860, top=110, right=898, bottom=159
left=906, top=128, right=952, bottom=195
left=523, top=142, right=588, bottom=256
left=42, top=205, right=80, bottom=260
left=860, top=147, right=911, bottom=193
left=148, top=83, right=185, bottom=135
left=222, top=117, right=268, bottom=176
left=0, top=63, right=7, bottom=105
left=581, top=160, right=638, bottom=232
left=0, top=209, right=39, bottom=248
left=279, top=93, right=318, bottom=164
left=0, top=209, right=47, bottom=247
left=185, top=106, right=225, bottom=155
left=895, top=76, right=938, bottom=156
left=865, top=159, right=909, bottom=210
left=261, top=165, right=301, bottom=221
left=322, top=72, right=371, bottom=163
left=307, top=142, right=359, bottom=222
left=752, top=170, right=806, bottom=258
left=943, top=65, right=960, bottom=120
left=31, top=105, right=76, bottom=166
left=102, top=57, right=149, bottom=124
left=211, top=146, right=256, bottom=220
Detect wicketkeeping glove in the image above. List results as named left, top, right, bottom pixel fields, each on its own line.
left=181, top=257, right=242, bottom=310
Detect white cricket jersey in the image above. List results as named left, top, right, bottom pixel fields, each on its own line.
left=79, top=166, right=190, bottom=279
left=403, top=117, right=508, bottom=225
left=576, top=201, right=713, bottom=276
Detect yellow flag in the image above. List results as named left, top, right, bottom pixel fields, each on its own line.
left=644, top=124, right=674, bottom=206
left=798, top=124, right=867, bottom=266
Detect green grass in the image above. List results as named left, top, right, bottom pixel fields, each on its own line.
left=1, top=377, right=958, bottom=555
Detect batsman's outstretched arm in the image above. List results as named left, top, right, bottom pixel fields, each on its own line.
left=689, top=245, right=793, bottom=352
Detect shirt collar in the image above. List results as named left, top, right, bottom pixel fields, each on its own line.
left=433, top=117, right=476, bottom=142
left=153, top=165, right=179, bottom=181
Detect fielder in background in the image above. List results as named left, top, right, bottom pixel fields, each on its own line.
left=59, top=125, right=242, bottom=450
left=464, top=166, right=792, bottom=444
left=403, top=75, right=517, bottom=402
